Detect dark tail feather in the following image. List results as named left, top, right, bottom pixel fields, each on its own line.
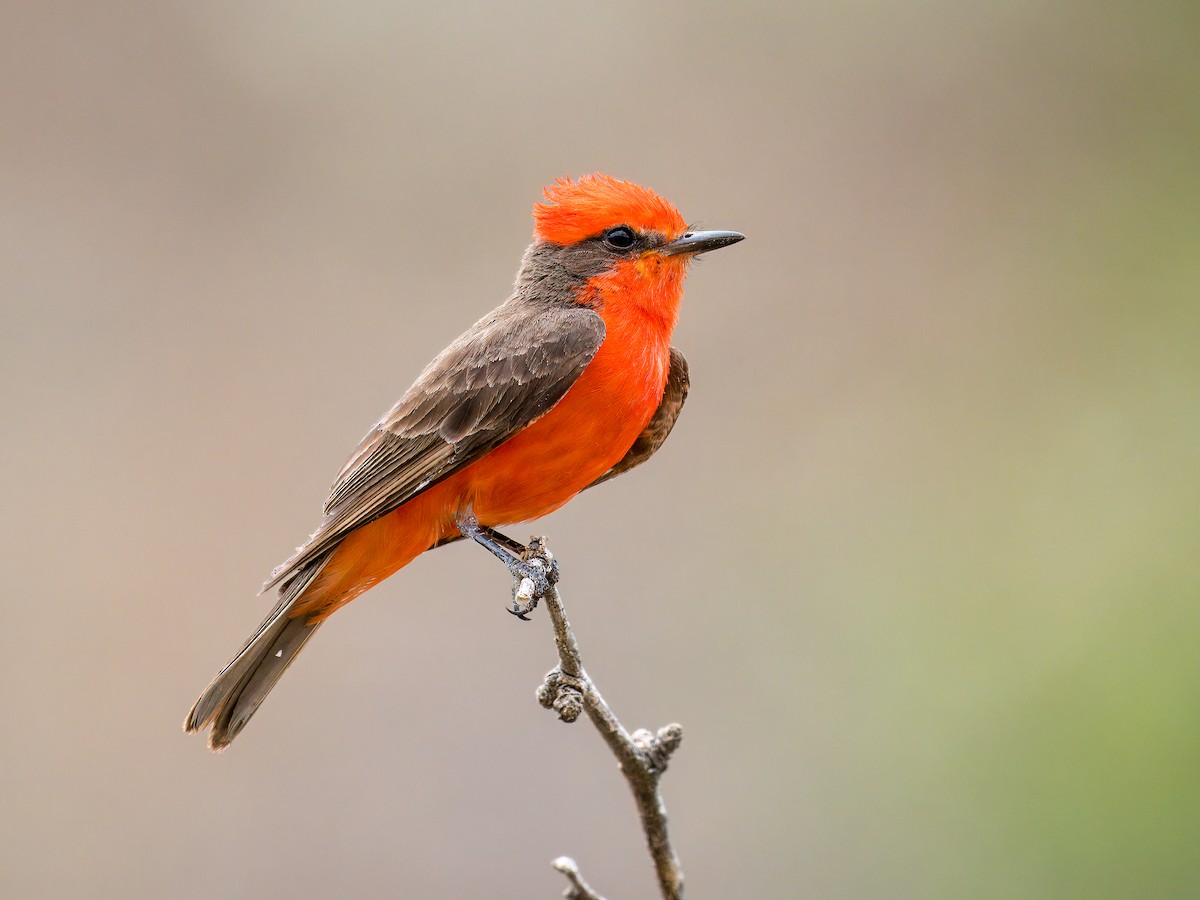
left=185, top=552, right=332, bottom=750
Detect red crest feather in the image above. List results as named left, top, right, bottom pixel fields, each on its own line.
left=533, top=174, right=687, bottom=245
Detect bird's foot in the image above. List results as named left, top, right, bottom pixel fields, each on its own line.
left=455, top=512, right=558, bottom=621
left=507, top=539, right=559, bottom=620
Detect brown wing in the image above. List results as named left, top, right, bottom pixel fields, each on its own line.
left=427, top=345, right=690, bottom=552
left=587, top=346, right=689, bottom=489
left=263, top=301, right=606, bottom=591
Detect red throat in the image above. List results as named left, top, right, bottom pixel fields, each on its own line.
left=593, top=255, right=686, bottom=337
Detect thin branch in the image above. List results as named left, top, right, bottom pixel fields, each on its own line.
left=519, top=537, right=686, bottom=900
left=552, top=857, right=608, bottom=900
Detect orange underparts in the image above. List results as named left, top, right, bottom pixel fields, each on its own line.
left=291, top=293, right=677, bottom=622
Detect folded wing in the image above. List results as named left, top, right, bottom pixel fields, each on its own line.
left=264, top=302, right=606, bottom=591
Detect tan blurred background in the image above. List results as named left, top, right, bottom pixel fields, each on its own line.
left=3, top=2, right=1198, bottom=897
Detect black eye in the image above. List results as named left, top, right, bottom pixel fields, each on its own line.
left=603, top=226, right=636, bottom=250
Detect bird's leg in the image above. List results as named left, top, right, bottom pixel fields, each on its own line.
left=477, top=526, right=530, bottom=560
left=454, top=511, right=559, bottom=620
left=454, top=511, right=529, bottom=566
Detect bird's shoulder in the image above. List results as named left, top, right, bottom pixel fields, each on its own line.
left=322, top=297, right=604, bottom=514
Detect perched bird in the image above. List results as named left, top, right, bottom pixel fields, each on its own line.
left=185, top=174, right=743, bottom=749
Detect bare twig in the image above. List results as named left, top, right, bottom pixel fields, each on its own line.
left=519, top=537, right=686, bottom=900
left=552, top=857, right=608, bottom=900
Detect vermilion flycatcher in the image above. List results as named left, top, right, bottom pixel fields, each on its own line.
left=186, top=174, right=743, bottom=749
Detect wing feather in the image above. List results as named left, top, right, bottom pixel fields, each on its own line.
left=263, top=301, right=605, bottom=591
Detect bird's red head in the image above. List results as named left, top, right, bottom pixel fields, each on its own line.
left=527, top=174, right=743, bottom=332
left=534, top=174, right=688, bottom=246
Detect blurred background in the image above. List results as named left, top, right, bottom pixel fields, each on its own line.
left=2, top=2, right=1198, bottom=897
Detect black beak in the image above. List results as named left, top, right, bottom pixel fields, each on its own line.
left=660, top=229, right=745, bottom=256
